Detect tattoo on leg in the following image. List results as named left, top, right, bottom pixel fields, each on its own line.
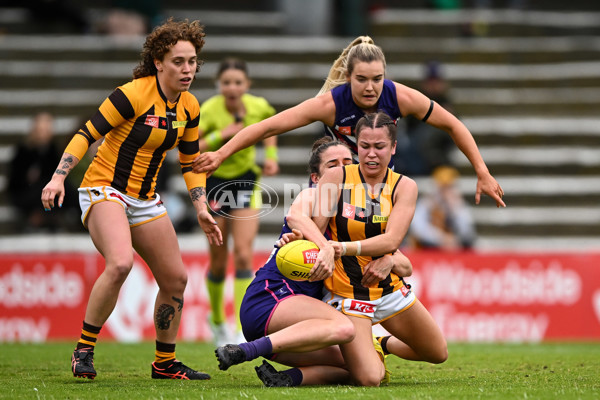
left=156, top=304, right=175, bottom=330
left=172, top=296, right=183, bottom=312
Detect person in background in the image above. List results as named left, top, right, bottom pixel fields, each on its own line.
left=194, top=36, right=505, bottom=208
left=198, top=58, right=279, bottom=345
left=409, top=165, right=477, bottom=250
left=101, top=0, right=164, bottom=35
left=8, top=111, right=79, bottom=233
left=394, top=60, right=456, bottom=177
left=41, top=18, right=221, bottom=381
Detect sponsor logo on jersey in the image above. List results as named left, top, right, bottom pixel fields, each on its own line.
left=303, top=249, right=319, bottom=265
left=145, top=115, right=159, bottom=128
left=342, top=202, right=370, bottom=222
left=342, top=202, right=356, bottom=219
left=340, top=114, right=356, bottom=124
left=172, top=120, right=187, bottom=129
left=144, top=115, right=168, bottom=130
left=372, top=215, right=388, bottom=223
left=349, top=300, right=375, bottom=314
left=337, top=126, right=352, bottom=135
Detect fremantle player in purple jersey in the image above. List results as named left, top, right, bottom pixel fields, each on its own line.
left=194, top=36, right=505, bottom=208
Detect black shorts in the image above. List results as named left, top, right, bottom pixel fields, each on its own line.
left=206, top=169, right=260, bottom=217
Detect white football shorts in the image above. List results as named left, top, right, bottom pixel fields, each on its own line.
left=78, top=186, right=167, bottom=228
left=323, top=287, right=416, bottom=324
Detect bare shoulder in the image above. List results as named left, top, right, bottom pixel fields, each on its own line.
left=395, top=174, right=418, bottom=200
left=400, top=174, right=417, bottom=190
left=308, top=91, right=336, bottom=125
left=393, top=81, right=427, bottom=115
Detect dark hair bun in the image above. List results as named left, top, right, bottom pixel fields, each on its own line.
left=310, top=136, right=333, bottom=152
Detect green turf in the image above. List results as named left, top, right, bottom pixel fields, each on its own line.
left=1, top=341, right=599, bottom=399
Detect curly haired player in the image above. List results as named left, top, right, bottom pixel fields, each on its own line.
left=41, top=18, right=221, bottom=380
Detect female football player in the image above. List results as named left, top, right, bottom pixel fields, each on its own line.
left=194, top=36, right=505, bottom=208
left=41, top=18, right=221, bottom=380
left=310, top=112, right=448, bottom=386
left=214, top=137, right=412, bottom=386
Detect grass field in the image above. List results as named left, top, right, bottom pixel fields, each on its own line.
left=1, top=341, right=599, bottom=399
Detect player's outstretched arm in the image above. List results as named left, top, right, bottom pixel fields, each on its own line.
left=193, top=94, right=335, bottom=174
left=41, top=152, right=80, bottom=210
left=395, top=82, right=505, bottom=207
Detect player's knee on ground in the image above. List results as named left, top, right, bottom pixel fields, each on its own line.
left=425, top=342, right=448, bottom=364
left=431, top=347, right=449, bottom=364
left=353, top=369, right=383, bottom=387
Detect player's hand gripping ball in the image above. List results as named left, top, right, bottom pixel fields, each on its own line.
left=276, top=240, right=320, bottom=281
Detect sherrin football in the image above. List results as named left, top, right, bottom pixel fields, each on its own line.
left=276, top=240, right=320, bottom=281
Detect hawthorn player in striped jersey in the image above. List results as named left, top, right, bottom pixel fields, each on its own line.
left=307, top=112, right=448, bottom=386
left=41, top=18, right=221, bottom=381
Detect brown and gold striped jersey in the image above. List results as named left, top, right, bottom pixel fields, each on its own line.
left=65, top=75, right=205, bottom=200
left=324, top=164, right=408, bottom=300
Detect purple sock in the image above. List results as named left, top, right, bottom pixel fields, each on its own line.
left=282, top=367, right=303, bottom=386
left=239, top=336, right=273, bottom=361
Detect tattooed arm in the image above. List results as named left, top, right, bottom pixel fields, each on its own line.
left=41, top=152, right=80, bottom=210
left=190, top=186, right=223, bottom=246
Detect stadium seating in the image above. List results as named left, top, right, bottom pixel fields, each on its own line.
left=1, top=0, right=599, bottom=251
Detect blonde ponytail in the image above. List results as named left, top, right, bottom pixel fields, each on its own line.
left=317, top=36, right=385, bottom=96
